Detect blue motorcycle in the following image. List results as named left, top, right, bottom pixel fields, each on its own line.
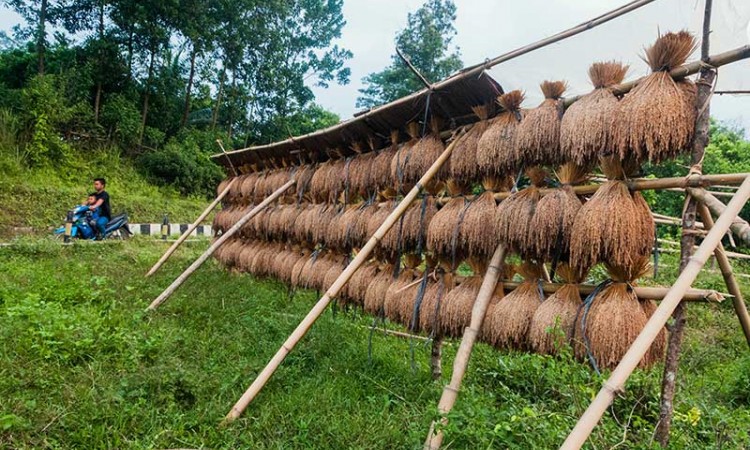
left=54, top=205, right=132, bottom=240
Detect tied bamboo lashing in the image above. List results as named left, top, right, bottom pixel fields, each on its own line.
left=573, top=258, right=665, bottom=371
left=477, top=90, right=525, bottom=176
left=614, top=30, right=698, bottom=164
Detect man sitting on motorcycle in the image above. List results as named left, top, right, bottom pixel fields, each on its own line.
left=89, top=178, right=111, bottom=239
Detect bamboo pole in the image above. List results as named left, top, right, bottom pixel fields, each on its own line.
left=223, top=129, right=468, bottom=423
left=146, top=177, right=237, bottom=277
left=424, top=243, right=507, bottom=450
left=697, top=203, right=750, bottom=348
left=146, top=179, right=296, bottom=311
left=560, top=175, right=750, bottom=450
left=499, top=282, right=724, bottom=303
left=686, top=187, right=750, bottom=246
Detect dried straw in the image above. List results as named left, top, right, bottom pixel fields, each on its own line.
left=345, top=260, right=380, bottom=306
left=477, top=90, right=525, bottom=176
left=427, top=197, right=470, bottom=263
left=560, top=62, right=628, bottom=167
left=450, top=105, right=491, bottom=182
left=528, top=264, right=584, bottom=355
left=391, top=123, right=419, bottom=194
left=440, top=258, right=487, bottom=337
left=530, top=163, right=586, bottom=262
left=460, top=191, right=501, bottom=259
left=570, top=180, right=655, bottom=275
left=613, top=31, right=697, bottom=163
left=484, top=262, right=545, bottom=350
left=496, top=170, right=546, bottom=258
left=364, top=263, right=395, bottom=315
left=516, top=81, right=567, bottom=167
left=407, top=117, right=446, bottom=185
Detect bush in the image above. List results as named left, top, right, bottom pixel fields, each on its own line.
left=138, top=130, right=226, bottom=197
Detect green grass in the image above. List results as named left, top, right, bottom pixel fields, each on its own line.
left=1, top=237, right=749, bottom=449
left=0, top=150, right=208, bottom=238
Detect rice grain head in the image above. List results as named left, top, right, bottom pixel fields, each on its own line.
left=516, top=81, right=567, bottom=167
left=477, top=90, right=525, bottom=176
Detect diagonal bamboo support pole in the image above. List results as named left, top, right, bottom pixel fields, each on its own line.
left=687, top=187, right=750, bottom=246
left=697, top=203, right=750, bottom=348
left=146, top=179, right=296, bottom=311
left=146, top=177, right=237, bottom=277
left=560, top=175, right=750, bottom=450
left=222, top=129, right=468, bottom=424
left=424, top=243, right=506, bottom=450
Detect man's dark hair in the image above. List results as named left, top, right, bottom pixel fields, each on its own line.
left=88, top=192, right=97, bottom=197
left=94, top=177, right=106, bottom=186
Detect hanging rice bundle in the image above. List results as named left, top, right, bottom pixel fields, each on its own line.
left=440, top=258, right=487, bottom=337
left=391, top=123, right=419, bottom=194
left=367, top=201, right=401, bottom=259
left=418, top=267, right=455, bottom=336
left=351, top=203, right=377, bottom=248
left=364, top=263, right=396, bottom=315
left=277, top=204, right=304, bottom=241
left=529, top=264, right=585, bottom=355
left=213, top=206, right=235, bottom=233
left=427, top=179, right=472, bottom=264
left=294, top=164, right=316, bottom=202
left=460, top=190, right=501, bottom=259
left=274, top=246, right=303, bottom=283
left=326, top=157, right=348, bottom=204
left=345, top=260, right=380, bottom=306
left=290, top=248, right=313, bottom=288
left=573, top=259, right=661, bottom=370
left=530, top=163, right=586, bottom=262
left=348, top=145, right=378, bottom=200
left=410, top=117, right=447, bottom=190
left=374, top=130, right=400, bottom=197
left=329, top=204, right=362, bottom=250
left=485, top=262, right=545, bottom=350
left=310, top=204, right=337, bottom=245
left=379, top=196, right=438, bottom=257
left=450, top=105, right=491, bottom=183
left=516, top=81, right=567, bottom=167
left=613, top=31, right=697, bottom=163
left=214, top=239, right=243, bottom=267
left=383, top=255, right=422, bottom=326
left=599, top=153, right=641, bottom=181
left=230, top=173, right=252, bottom=204
left=477, top=90, right=525, bottom=176
left=309, top=160, right=335, bottom=203
left=560, top=62, right=629, bottom=167
left=570, top=180, right=655, bottom=276
left=323, top=255, right=347, bottom=292
left=496, top=167, right=547, bottom=258
left=639, top=298, right=667, bottom=364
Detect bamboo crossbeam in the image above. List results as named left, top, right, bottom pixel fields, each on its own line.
left=146, top=178, right=237, bottom=277
left=686, top=187, right=750, bottom=246
left=560, top=175, right=750, bottom=450
left=222, top=129, right=469, bottom=424
left=146, top=179, right=296, bottom=311
left=697, top=203, right=750, bottom=348
left=425, top=244, right=507, bottom=450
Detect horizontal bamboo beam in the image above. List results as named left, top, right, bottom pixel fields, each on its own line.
left=499, top=281, right=724, bottom=303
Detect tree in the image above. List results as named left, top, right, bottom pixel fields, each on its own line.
left=356, top=0, right=462, bottom=109
left=2, top=0, right=65, bottom=74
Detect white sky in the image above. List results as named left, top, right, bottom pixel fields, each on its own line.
left=2, top=1, right=749, bottom=133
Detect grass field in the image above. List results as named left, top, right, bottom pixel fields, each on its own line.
left=1, top=237, right=749, bottom=449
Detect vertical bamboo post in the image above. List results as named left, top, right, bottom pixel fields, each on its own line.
left=655, top=1, right=714, bottom=444
left=560, top=175, right=750, bottom=450
left=223, top=129, right=468, bottom=424
left=697, top=203, right=750, bottom=347
left=146, top=177, right=237, bottom=277
left=146, top=179, right=296, bottom=311
left=430, top=337, right=443, bottom=380
left=424, top=243, right=506, bottom=450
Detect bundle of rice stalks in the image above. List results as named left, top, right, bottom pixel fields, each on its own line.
left=253, top=168, right=294, bottom=203
left=310, top=204, right=337, bottom=245
left=460, top=190, right=501, bottom=259
left=516, top=81, right=567, bottom=167
left=560, top=62, right=629, bottom=167
left=230, top=173, right=252, bottom=204
left=599, top=153, right=641, bottom=181
left=450, top=105, right=492, bottom=183
left=350, top=203, right=377, bottom=248
left=530, top=163, right=586, bottom=262
left=410, top=117, right=447, bottom=187
left=484, top=262, right=545, bottom=350
left=274, top=205, right=304, bottom=241
left=367, top=202, right=401, bottom=259
left=364, top=263, right=396, bottom=315
left=374, top=131, right=400, bottom=196
left=310, top=160, right=335, bottom=203
left=477, top=90, right=525, bottom=176
left=496, top=168, right=547, bottom=258
left=326, top=158, right=349, bottom=204
left=299, top=251, right=339, bottom=290
left=439, top=258, right=487, bottom=337
left=329, top=205, right=362, bottom=250
left=573, top=258, right=662, bottom=370
left=272, top=246, right=303, bottom=283
left=383, top=258, right=422, bottom=326
left=348, top=147, right=377, bottom=200
left=345, top=260, right=380, bottom=306
left=418, top=269, right=454, bottom=336
left=323, top=256, right=347, bottom=292
left=613, top=31, right=697, bottom=163
left=570, top=180, right=655, bottom=275
left=379, top=196, right=438, bottom=257
left=293, top=164, right=316, bottom=203
left=217, top=177, right=235, bottom=203
left=427, top=180, right=472, bottom=264
left=639, top=298, right=667, bottom=364
left=528, top=264, right=585, bottom=355
left=290, top=248, right=313, bottom=288
left=214, top=238, right=243, bottom=267
left=236, top=241, right=261, bottom=274
left=390, top=123, right=419, bottom=194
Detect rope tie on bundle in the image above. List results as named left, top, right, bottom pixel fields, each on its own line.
left=575, top=279, right=615, bottom=375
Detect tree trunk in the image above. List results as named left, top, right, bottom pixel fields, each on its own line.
left=37, top=0, right=48, bottom=75
left=226, top=72, right=236, bottom=140
left=93, top=2, right=105, bottom=124
left=181, top=44, right=198, bottom=127
left=138, top=47, right=157, bottom=147
left=211, top=68, right=225, bottom=130
left=655, top=20, right=716, bottom=444
left=126, top=30, right=134, bottom=82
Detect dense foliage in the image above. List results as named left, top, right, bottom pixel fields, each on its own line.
left=0, top=0, right=349, bottom=195
left=356, top=0, right=462, bottom=109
